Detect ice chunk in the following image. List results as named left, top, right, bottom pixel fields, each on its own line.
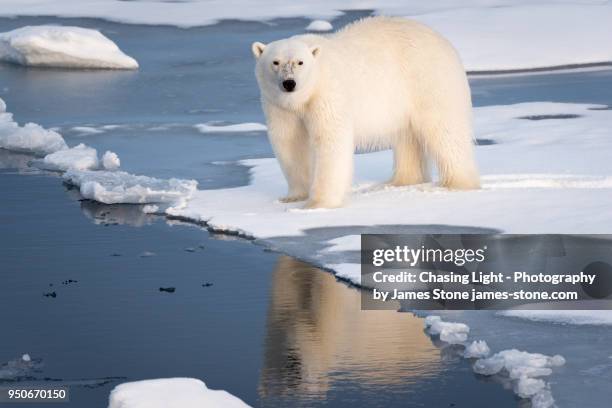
left=306, top=20, right=333, bottom=32
left=473, top=349, right=565, bottom=406
left=0, top=98, right=68, bottom=155
left=464, top=340, right=490, bottom=359
left=194, top=122, right=267, bottom=133
left=21, top=354, right=31, bottom=362
left=42, top=143, right=98, bottom=171
left=426, top=318, right=470, bottom=344
left=102, top=150, right=120, bottom=170
left=142, top=204, right=159, bottom=214
left=515, top=376, right=547, bottom=398
left=0, top=26, right=138, bottom=69
left=108, top=378, right=250, bottom=408
left=63, top=169, right=197, bottom=208
left=424, top=315, right=441, bottom=328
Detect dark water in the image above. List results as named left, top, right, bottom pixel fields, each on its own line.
left=0, top=167, right=517, bottom=407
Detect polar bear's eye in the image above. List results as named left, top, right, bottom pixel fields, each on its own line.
left=273, top=60, right=280, bottom=66
left=298, top=61, right=303, bottom=65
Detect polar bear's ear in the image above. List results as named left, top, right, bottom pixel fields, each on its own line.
left=251, top=42, right=266, bottom=59
left=311, top=46, right=321, bottom=58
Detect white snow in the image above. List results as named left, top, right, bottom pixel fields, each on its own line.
left=464, top=340, right=491, bottom=359
left=108, top=378, right=250, bottom=408
left=168, top=102, right=612, bottom=287
left=42, top=143, right=99, bottom=171
left=306, top=20, right=333, bottom=32
left=0, top=2, right=611, bottom=72
left=0, top=26, right=138, bottom=69
left=63, top=169, right=197, bottom=208
left=102, top=150, right=121, bottom=170
left=499, top=309, right=612, bottom=326
left=0, top=97, right=68, bottom=155
left=194, top=122, right=267, bottom=134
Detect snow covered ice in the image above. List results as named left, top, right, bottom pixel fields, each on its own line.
left=194, top=122, right=267, bottom=133
left=424, top=316, right=470, bottom=344
left=1, top=97, right=196, bottom=209
left=473, top=349, right=565, bottom=407
left=102, top=151, right=121, bottom=170
left=464, top=340, right=490, bottom=359
left=108, top=378, right=250, bottom=408
left=42, top=143, right=99, bottom=171
left=1, top=1, right=611, bottom=72
left=64, top=170, right=197, bottom=208
left=0, top=26, right=138, bottom=69
left=0, top=97, right=67, bottom=155
left=169, top=102, right=612, bottom=286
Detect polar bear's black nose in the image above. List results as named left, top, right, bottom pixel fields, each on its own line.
left=282, top=79, right=296, bottom=92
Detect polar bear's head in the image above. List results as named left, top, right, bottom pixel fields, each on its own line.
left=252, top=38, right=320, bottom=109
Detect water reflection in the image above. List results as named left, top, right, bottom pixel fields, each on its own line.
left=259, top=256, right=441, bottom=403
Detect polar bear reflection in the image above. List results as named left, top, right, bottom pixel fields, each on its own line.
left=259, top=256, right=441, bottom=401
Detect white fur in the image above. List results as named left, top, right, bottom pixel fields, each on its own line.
left=252, top=17, right=480, bottom=208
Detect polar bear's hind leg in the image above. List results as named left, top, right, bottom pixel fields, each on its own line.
left=389, top=130, right=430, bottom=186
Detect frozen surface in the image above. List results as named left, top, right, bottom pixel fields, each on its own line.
left=102, top=150, right=120, bottom=170
left=108, top=378, right=250, bottom=408
left=424, top=316, right=470, bottom=344
left=464, top=340, right=490, bottom=359
left=42, top=143, right=99, bottom=171
left=194, top=122, right=267, bottom=134
left=0, top=2, right=611, bottom=71
left=169, top=102, right=612, bottom=286
left=0, top=97, right=67, bottom=155
left=499, top=310, right=612, bottom=326
left=473, top=349, right=565, bottom=406
left=64, top=169, right=197, bottom=208
left=306, top=20, right=333, bottom=32
left=0, top=25, right=138, bottom=69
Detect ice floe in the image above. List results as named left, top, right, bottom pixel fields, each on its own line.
left=0, top=97, right=68, bottom=155
left=1, top=97, right=196, bottom=209
left=424, top=315, right=470, bottom=344
left=474, top=349, right=565, bottom=407
left=42, top=143, right=99, bottom=171
left=108, top=378, right=250, bottom=408
left=63, top=169, right=197, bottom=208
left=306, top=20, right=333, bottom=32
left=464, top=340, right=491, bottom=359
left=0, top=2, right=611, bottom=72
left=194, top=122, right=267, bottom=134
left=0, top=26, right=138, bottom=69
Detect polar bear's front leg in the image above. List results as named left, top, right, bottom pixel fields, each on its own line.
left=304, top=112, right=354, bottom=209
left=264, top=105, right=311, bottom=202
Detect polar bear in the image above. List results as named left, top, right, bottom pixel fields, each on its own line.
left=252, top=16, right=479, bottom=209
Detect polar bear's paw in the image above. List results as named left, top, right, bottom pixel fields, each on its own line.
left=277, top=194, right=308, bottom=203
